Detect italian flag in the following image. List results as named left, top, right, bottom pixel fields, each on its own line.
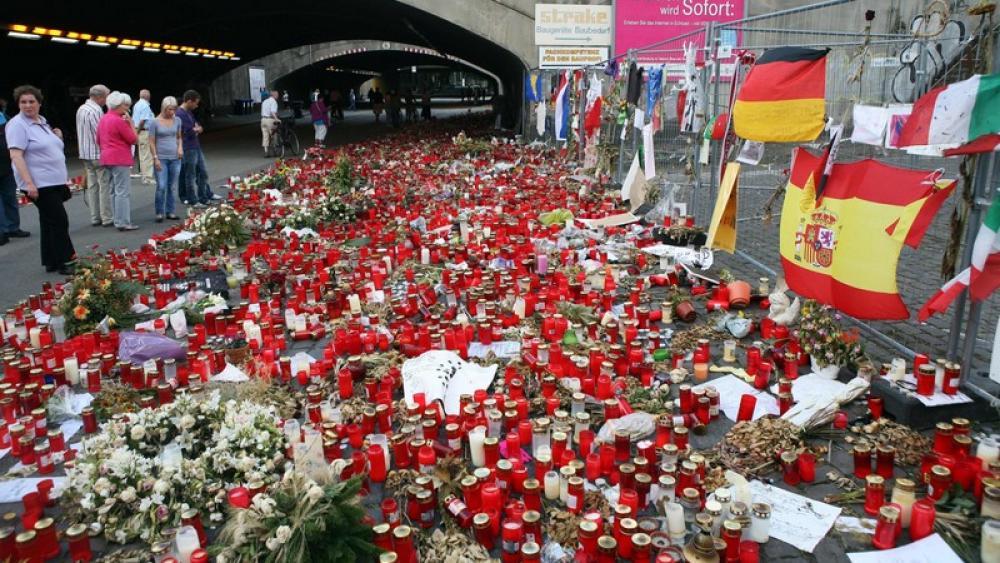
left=919, top=192, right=1000, bottom=321
left=898, top=73, right=1000, bottom=153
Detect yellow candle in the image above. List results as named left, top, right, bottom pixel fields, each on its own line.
left=694, top=363, right=709, bottom=382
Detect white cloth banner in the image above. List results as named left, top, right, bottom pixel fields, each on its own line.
left=642, top=124, right=656, bottom=180
left=536, top=102, right=546, bottom=137
left=850, top=104, right=889, bottom=146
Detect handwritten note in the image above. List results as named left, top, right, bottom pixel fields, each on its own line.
left=890, top=375, right=973, bottom=407
left=695, top=375, right=779, bottom=421
left=0, top=477, right=67, bottom=503
left=846, top=534, right=963, bottom=563
left=749, top=480, right=841, bottom=553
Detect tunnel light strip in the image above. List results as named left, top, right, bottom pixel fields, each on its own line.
left=6, top=23, right=237, bottom=59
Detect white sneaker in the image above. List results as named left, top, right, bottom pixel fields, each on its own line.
left=210, top=194, right=223, bottom=200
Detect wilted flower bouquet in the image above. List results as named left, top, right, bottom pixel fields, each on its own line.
left=795, top=300, right=866, bottom=368
left=65, top=391, right=287, bottom=545
left=58, top=257, right=146, bottom=337
left=211, top=472, right=379, bottom=563
left=190, top=205, right=251, bottom=252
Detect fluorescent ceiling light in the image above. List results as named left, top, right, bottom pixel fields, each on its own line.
left=87, top=40, right=110, bottom=47
left=185, top=52, right=199, bottom=57
left=117, top=44, right=137, bottom=50
left=143, top=47, right=160, bottom=52
left=165, top=49, right=180, bottom=55
left=8, top=31, right=41, bottom=40
left=51, top=36, right=78, bottom=44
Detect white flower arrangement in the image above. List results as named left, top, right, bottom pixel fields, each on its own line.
left=66, top=390, right=287, bottom=546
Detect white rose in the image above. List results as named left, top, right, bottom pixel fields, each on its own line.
left=180, top=415, right=196, bottom=430
left=265, top=537, right=281, bottom=551
left=153, top=480, right=170, bottom=495
left=275, top=525, right=292, bottom=544
left=130, top=425, right=146, bottom=441
left=306, top=485, right=324, bottom=502
left=119, top=487, right=137, bottom=503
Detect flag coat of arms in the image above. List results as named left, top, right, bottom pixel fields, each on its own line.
left=780, top=149, right=955, bottom=320
left=733, top=47, right=828, bottom=143
left=524, top=73, right=544, bottom=103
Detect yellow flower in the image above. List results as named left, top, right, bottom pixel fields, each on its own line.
left=72, top=305, right=90, bottom=321
left=100, top=279, right=112, bottom=290
left=77, top=289, right=91, bottom=302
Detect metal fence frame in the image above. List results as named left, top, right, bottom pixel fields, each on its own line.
left=521, top=0, right=999, bottom=401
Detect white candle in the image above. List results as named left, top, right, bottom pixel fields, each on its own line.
left=293, top=314, right=307, bottom=333
left=983, top=520, right=1000, bottom=563
left=63, top=357, right=79, bottom=386
left=348, top=294, right=362, bottom=315
left=979, top=437, right=1000, bottom=465
left=28, top=327, right=41, bottom=349
left=890, top=358, right=906, bottom=381
left=174, top=526, right=201, bottom=563
left=666, top=502, right=686, bottom=543
left=544, top=470, right=561, bottom=500
left=469, top=426, right=487, bottom=467
left=420, top=248, right=431, bottom=265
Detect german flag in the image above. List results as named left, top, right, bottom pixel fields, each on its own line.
left=779, top=149, right=955, bottom=320
left=733, top=47, right=828, bottom=143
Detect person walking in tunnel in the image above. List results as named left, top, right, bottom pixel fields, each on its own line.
left=132, top=89, right=155, bottom=186
left=405, top=89, right=417, bottom=123
left=177, top=90, right=218, bottom=207
left=309, top=95, right=330, bottom=147
left=6, top=85, right=75, bottom=274
left=148, top=96, right=183, bottom=222
left=348, top=88, right=356, bottom=111
left=371, top=88, right=384, bottom=123
left=261, top=90, right=280, bottom=157
left=76, top=84, right=112, bottom=227
left=330, top=89, right=344, bottom=121
left=97, top=91, right=139, bottom=231
left=0, top=117, right=26, bottom=246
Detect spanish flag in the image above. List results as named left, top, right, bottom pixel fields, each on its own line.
left=780, top=149, right=955, bottom=320
left=733, top=47, right=828, bottom=143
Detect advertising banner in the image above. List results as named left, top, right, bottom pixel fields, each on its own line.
left=248, top=67, right=267, bottom=103
left=539, top=46, right=610, bottom=69
left=535, top=3, right=613, bottom=46
left=615, top=0, right=744, bottom=64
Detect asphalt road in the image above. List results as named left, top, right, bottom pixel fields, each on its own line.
left=0, top=107, right=486, bottom=311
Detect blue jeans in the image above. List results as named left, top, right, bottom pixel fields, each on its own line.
left=183, top=148, right=213, bottom=204
left=154, top=158, right=181, bottom=215
left=107, top=166, right=132, bottom=227
left=0, top=174, right=20, bottom=233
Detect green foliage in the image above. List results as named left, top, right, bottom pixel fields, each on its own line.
left=212, top=474, right=381, bottom=563
left=59, top=256, right=147, bottom=336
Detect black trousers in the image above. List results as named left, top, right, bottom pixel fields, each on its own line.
left=34, top=185, right=75, bottom=269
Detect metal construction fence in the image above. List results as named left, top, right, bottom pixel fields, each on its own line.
left=523, top=0, right=1000, bottom=402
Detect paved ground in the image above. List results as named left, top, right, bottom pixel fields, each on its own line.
left=0, top=106, right=489, bottom=313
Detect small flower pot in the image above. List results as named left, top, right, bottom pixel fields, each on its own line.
left=674, top=300, right=697, bottom=323
left=728, top=280, right=752, bottom=309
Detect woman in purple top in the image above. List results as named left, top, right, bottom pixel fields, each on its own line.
left=97, top=91, right=139, bottom=231
left=5, top=85, right=75, bottom=274
left=310, top=96, right=330, bottom=147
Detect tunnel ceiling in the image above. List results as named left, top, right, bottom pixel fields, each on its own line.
left=1, top=0, right=526, bottom=88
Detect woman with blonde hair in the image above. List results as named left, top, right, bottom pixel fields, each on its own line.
left=97, top=91, right=139, bottom=231
left=148, top=96, right=183, bottom=221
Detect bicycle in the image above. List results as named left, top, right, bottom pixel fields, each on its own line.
left=269, top=117, right=301, bottom=158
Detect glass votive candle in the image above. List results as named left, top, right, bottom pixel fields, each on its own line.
left=864, top=474, right=885, bottom=515
left=853, top=445, right=873, bottom=478
left=910, top=498, right=936, bottom=540
left=723, top=340, right=737, bottom=363
left=872, top=505, right=900, bottom=550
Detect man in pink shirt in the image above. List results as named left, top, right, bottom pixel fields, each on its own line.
left=97, top=91, right=139, bottom=231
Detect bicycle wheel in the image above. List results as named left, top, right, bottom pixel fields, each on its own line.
left=287, top=133, right=301, bottom=156
left=269, top=134, right=282, bottom=159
